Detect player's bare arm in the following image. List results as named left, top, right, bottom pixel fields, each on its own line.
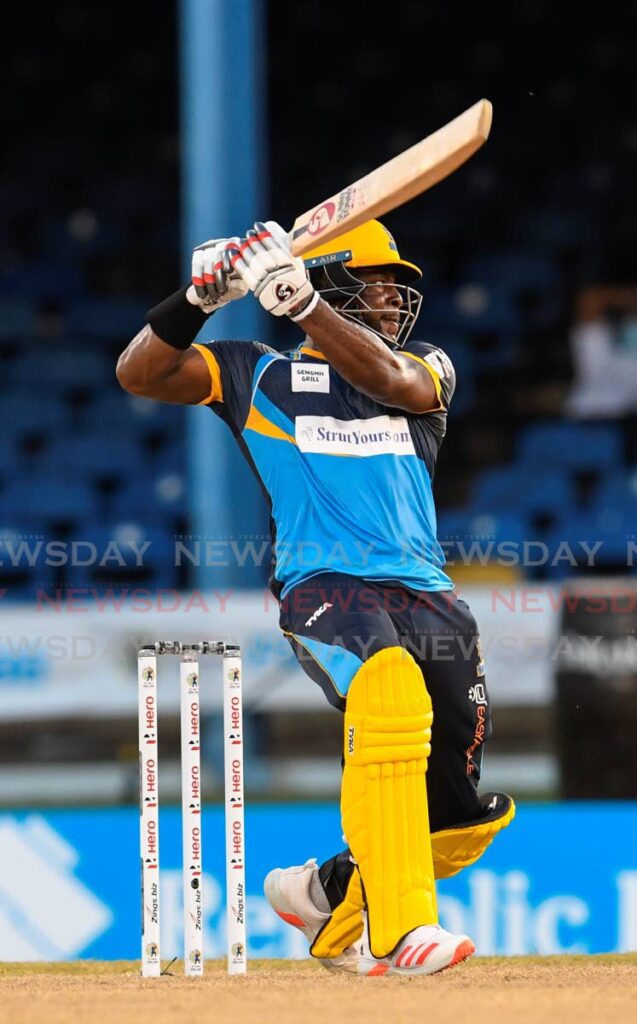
left=116, top=324, right=212, bottom=404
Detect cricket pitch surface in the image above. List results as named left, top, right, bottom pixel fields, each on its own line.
left=0, top=956, right=635, bottom=1024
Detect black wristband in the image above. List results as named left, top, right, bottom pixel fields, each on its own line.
left=146, top=285, right=208, bottom=350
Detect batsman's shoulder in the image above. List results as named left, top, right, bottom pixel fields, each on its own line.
left=400, top=339, right=456, bottom=410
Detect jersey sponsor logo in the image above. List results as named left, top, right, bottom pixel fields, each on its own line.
left=469, top=682, right=488, bottom=705
left=424, top=349, right=453, bottom=379
left=295, top=415, right=416, bottom=457
left=291, top=364, right=330, bottom=393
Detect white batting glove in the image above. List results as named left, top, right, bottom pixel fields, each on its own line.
left=228, top=221, right=319, bottom=320
left=186, top=237, right=249, bottom=314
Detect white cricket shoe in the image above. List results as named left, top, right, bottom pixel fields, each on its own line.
left=264, top=858, right=362, bottom=974
left=358, top=916, right=475, bottom=977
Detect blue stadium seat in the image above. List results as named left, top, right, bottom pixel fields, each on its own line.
left=463, top=249, right=557, bottom=294
left=1, top=393, right=67, bottom=439
left=417, top=286, right=520, bottom=370
left=0, top=523, right=56, bottom=599
left=107, top=474, right=186, bottom=526
left=460, top=248, right=563, bottom=328
left=67, top=523, right=178, bottom=589
left=516, top=421, right=622, bottom=469
left=515, top=208, right=599, bottom=250
left=418, top=285, right=520, bottom=334
left=472, top=465, right=574, bottom=523
left=45, top=436, right=143, bottom=483
left=0, top=261, right=84, bottom=301
left=88, top=391, right=185, bottom=440
left=0, top=298, right=34, bottom=340
left=591, top=470, right=637, bottom=518
left=437, top=508, right=529, bottom=573
left=68, top=297, right=149, bottom=338
left=38, top=216, right=124, bottom=259
left=545, top=508, right=635, bottom=580
left=7, top=348, right=112, bottom=391
left=1, top=476, right=99, bottom=526
left=0, top=445, right=21, bottom=479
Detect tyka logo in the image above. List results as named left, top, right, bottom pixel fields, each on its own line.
left=348, top=726, right=355, bottom=755
left=304, top=601, right=333, bottom=628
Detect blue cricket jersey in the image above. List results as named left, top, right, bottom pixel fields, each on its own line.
left=193, top=338, right=456, bottom=598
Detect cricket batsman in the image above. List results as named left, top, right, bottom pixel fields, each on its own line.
left=117, top=219, right=515, bottom=975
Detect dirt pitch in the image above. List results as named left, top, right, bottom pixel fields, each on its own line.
left=0, top=956, right=635, bottom=1024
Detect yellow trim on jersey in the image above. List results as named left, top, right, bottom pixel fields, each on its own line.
left=245, top=405, right=297, bottom=444
left=300, top=346, right=328, bottom=360
left=192, top=343, right=223, bottom=405
left=401, top=351, right=444, bottom=411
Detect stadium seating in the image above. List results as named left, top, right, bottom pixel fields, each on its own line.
left=516, top=421, right=623, bottom=469
left=3, top=4, right=637, bottom=603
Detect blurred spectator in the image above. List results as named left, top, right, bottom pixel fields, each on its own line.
left=565, top=285, right=637, bottom=419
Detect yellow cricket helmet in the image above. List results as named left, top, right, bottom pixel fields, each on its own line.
left=302, top=219, right=422, bottom=349
left=303, top=219, right=421, bottom=283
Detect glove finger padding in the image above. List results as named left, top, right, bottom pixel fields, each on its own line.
left=240, top=233, right=282, bottom=277
left=191, top=247, right=208, bottom=301
left=203, top=242, right=228, bottom=303
left=261, top=220, right=292, bottom=252
left=189, top=235, right=248, bottom=312
left=229, top=240, right=263, bottom=292
left=233, top=220, right=314, bottom=318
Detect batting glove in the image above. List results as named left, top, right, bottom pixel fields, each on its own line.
left=229, top=221, right=319, bottom=320
left=186, top=237, right=249, bottom=314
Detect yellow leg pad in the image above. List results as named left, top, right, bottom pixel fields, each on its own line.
left=433, top=794, right=516, bottom=878
left=310, top=794, right=516, bottom=959
left=342, top=646, right=436, bottom=958
left=310, top=867, right=364, bottom=959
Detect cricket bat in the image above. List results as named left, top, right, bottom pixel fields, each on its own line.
left=290, top=99, right=492, bottom=256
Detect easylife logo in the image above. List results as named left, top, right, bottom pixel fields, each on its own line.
left=295, top=415, right=416, bottom=458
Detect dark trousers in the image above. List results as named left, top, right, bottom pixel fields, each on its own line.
left=279, top=572, right=491, bottom=832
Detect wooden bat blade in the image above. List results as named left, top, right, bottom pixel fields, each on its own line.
left=290, top=98, right=492, bottom=256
